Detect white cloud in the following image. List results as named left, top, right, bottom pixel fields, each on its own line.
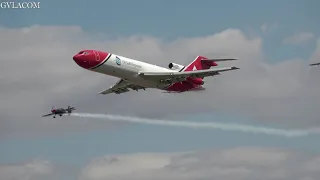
left=1, top=25, right=320, bottom=139
left=0, top=159, right=79, bottom=180
left=283, top=32, right=315, bottom=45
left=2, top=148, right=319, bottom=180
left=79, top=153, right=172, bottom=180
left=219, top=147, right=289, bottom=166
left=78, top=147, right=320, bottom=180
left=303, top=156, right=320, bottom=172
left=0, top=159, right=53, bottom=180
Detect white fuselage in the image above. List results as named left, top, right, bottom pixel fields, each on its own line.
left=91, top=54, right=176, bottom=89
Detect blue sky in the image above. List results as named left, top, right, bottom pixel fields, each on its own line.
left=1, top=0, right=319, bottom=61
left=1, top=0, right=320, bottom=172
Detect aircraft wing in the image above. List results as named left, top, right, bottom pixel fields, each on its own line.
left=99, top=79, right=146, bottom=95
left=310, top=62, right=320, bottom=66
left=42, top=113, right=53, bottom=117
left=138, top=66, right=239, bottom=83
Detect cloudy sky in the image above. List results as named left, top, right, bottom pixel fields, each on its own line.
left=1, top=0, right=320, bottom=179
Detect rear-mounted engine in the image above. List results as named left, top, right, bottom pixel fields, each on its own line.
left=168, top=63, right=184, bottom=71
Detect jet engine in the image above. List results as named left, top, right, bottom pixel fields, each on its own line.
left=192, top=78, right=204, bottom=85
left=187, top=77, right=204, bottom=85
left=168, top=63, right=184, bottom=71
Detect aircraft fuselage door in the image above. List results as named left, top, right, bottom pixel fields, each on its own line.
left=93, top=50, right=100, bottom=63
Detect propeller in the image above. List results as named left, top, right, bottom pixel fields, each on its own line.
left=67, top=105, right=73, bottom=113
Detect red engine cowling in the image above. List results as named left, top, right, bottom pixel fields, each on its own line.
left=187, top=77, right=204, bottom=85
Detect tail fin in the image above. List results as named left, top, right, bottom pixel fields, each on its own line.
left=183, top=56, right=218, bottom=72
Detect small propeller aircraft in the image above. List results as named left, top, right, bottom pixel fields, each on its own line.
left=42, top=106, right=76, bottom=118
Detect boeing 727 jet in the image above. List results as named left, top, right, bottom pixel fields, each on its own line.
left=72, top=50, right=239, bottom=95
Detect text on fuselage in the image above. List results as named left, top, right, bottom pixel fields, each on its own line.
left=115, top=56, right=141, bottom=69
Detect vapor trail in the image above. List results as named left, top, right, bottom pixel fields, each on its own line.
left=71, top=113, right=316, bottom=138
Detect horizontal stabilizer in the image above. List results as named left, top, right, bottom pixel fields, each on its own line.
left=202, top=58, right=238, bottom=62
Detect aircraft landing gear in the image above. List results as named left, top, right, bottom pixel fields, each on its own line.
left=60, top=114, right=62, bottom=116
left=53, top=116, right=56, bottom=118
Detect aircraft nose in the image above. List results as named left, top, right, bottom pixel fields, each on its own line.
left=73, top=52, right=93, bottom=69
left=73, top=50, right=110, bottom=69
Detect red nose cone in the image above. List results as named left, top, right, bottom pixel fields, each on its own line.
left=73, top=50, right=109, bottom=69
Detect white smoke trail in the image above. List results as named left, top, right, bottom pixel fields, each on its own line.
left=71, top=112, right=316, bottom=138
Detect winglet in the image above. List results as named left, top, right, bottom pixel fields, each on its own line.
left=99, top=90, right=111, bottom=95
left=204, top=58, right=238, bottom=62
left=310, top=62, right=320, bottom=66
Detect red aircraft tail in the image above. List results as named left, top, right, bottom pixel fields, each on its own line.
left=183, top=56, right=237, bottom=72
left=182, top=56, right=237, bottom=84
left=181, top=56, right=218, bottom=84
left=183, top=56, right=218, bottom=72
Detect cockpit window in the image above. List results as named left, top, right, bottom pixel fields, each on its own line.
left=78, top=51, right=89, bottom=55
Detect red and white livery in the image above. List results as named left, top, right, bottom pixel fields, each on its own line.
left=72, top=50, right=239, bottom=95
